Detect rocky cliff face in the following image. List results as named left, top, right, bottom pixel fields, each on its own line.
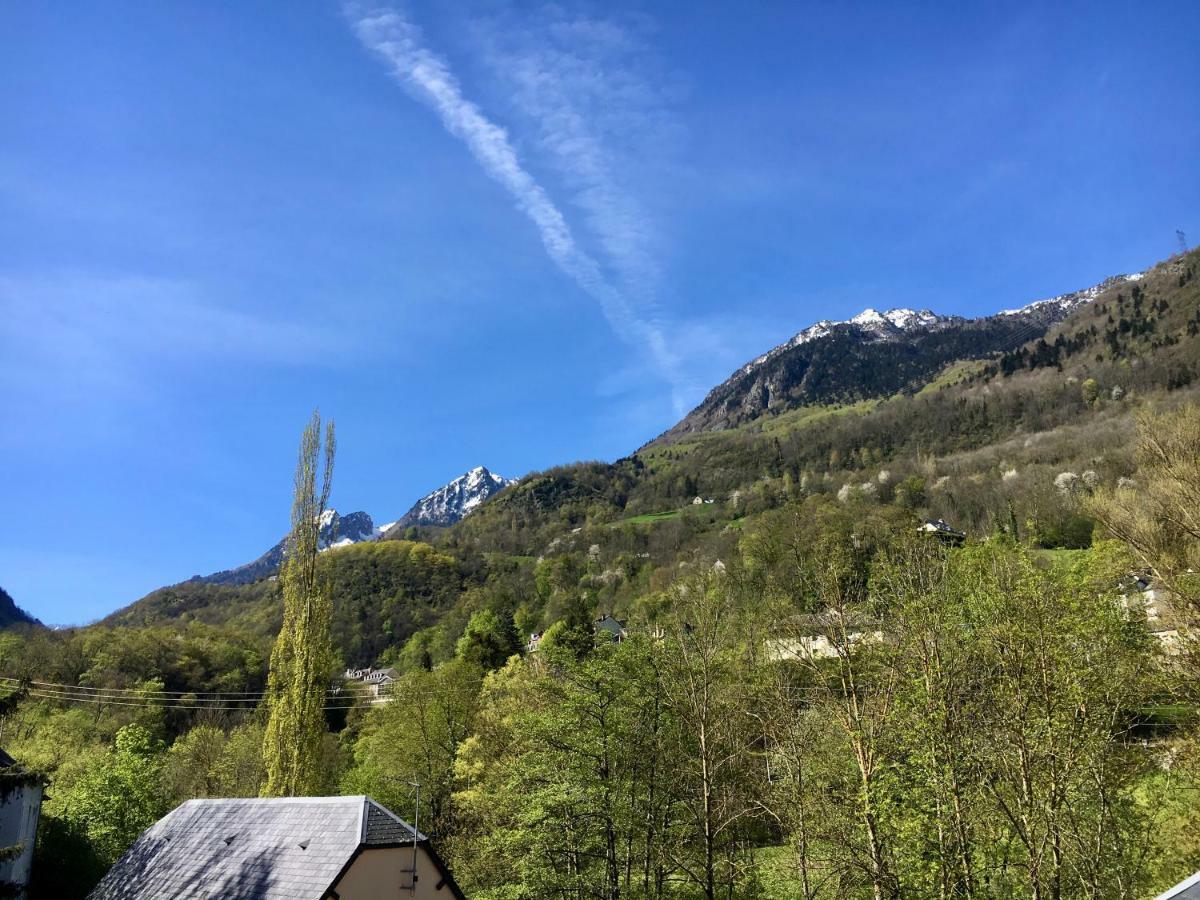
left=387, top=466, right=514, bottom=531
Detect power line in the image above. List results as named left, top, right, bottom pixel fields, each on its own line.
left=16, top=687, right=370, bottom=712
left=0, top=676, right=478, bottom=711
left=0, top=676, right=405, bottom=699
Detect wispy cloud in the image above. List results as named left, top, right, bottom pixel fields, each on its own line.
left=471, top=9, right=680, bottom=298
left=346, top=5, right=687, bottom=412
left=0, top=274, right=341, bottom=401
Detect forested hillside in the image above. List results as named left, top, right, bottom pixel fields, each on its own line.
left=0, top=585, right=40, bottom=629
left=4, top=248, right=1200, bottom=898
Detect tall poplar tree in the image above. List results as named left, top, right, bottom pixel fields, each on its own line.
left=261, top=410, right=336, bottom=797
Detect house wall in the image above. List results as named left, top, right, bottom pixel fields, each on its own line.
left=331, top=846, right=458, bottom=900
left=0, top=782, right=43, bottom=898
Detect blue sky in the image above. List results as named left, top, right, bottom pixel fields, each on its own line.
left=2, top=1, right=1197, bottom=624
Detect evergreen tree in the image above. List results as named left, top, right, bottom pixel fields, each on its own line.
left=261, top=410, right=336, bottom=797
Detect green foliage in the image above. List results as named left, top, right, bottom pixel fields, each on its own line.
left=262, top=411, right=337, bottom=798
left=325, top=539, right=463, bottom=664
left=455, top=610, right=520, bottom=671
left=342, top=660, right=482, bottom=840
left=163, top=722, right=265, bottom=803
left=49, top=724, right=167, bottom=866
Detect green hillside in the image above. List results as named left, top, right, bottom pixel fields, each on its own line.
left=7, top=248, right=1200, bottom=899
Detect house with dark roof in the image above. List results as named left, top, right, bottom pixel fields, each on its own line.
left=918, top=518, right=966, bottom=546
left=594, top=615, right=627, bottom=642
left=87, top=795, right=465, bottom=900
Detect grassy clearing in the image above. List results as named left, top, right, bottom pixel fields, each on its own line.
left=756, top=399, right=878, bottom=436
left=916, top=359, right=989, bottom=396
left=612, top=509, right=685, bottom=526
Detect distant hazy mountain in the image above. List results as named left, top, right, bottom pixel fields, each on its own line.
left=654, top=273, right=1144, bottom=443
left=188, top=467, right=512, bottom=587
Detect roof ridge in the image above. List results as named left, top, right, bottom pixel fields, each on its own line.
left=180, top=795, right=368, bottom=806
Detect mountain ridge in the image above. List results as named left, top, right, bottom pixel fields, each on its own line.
left=0, top=585, right=41, bottom=630
left=187, top=466, right=512, bottom=588
left=653, top=270, right=1147, bottom=444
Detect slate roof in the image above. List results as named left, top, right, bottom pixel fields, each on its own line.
left=87, top=796, right=423, bottom=900
left=1159, top=870, right=1200, bottom=899
left=0, top=747, right=16, bottom=768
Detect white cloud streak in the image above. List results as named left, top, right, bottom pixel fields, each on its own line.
left=473, top=10, right=678, bottom=300
left=0, top=274, right=341, bottom=399
left=346, top=5, right=685, bottom=412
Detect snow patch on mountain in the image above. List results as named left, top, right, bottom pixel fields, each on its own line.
left=189, top=468, right=513, bottom=586
left=999, top=273, right=1144, bottom=317
left=743, top=307, right=953, bottom=374
left=393, top=466, right=515, bottom=529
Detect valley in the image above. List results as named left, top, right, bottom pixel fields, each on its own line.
left=3, top=247, right=1200, bottom=898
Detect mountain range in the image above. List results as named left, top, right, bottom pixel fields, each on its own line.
left=52, top=248, right=1200, bottom=632
left=190, top=466, right=513, bottom=587
left=656, top=273, right=1145, bottom=442
left=121, top=264, right=1160, bottom=595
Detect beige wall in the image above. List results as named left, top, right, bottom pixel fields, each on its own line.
left=331, top=845, right=459, bottom=900
left=0, top=782, right=42, bottom=899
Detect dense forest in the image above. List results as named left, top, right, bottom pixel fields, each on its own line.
left=3, top=249, right=1200, bottom=898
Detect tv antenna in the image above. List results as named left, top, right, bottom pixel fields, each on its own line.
left=1179, top=230, right=1189, bottom=254
left=380, top=776, right=422, bottom=895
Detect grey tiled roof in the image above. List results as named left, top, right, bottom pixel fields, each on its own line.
left=87, top=796, right=423, bottom=900
left=364, top=801, right=421, bottom=845
left=1159, top=871, right=1200, bottom=899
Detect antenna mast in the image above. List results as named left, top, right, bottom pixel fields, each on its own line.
left=1179, top=230, right=1189, bottom=254
left=410, top=781, right=421, bottom=896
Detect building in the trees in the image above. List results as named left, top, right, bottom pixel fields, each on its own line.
left=343, top=666, right=400, bottom=698
left=1119, top=573, right=1188, bottom=654
left=594, top=615, right=627, bottom=642
left=87, top=795, right=465, bottom=900
left=0, top=748, right=44, bottom=900
left=918, top=518, right=966, bottom=545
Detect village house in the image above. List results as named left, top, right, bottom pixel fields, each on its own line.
left=527, top=616, right=629, bottom=652
left=344, top=666, right=400, bottom=699
left=918, top=518, right=966, bottom=546
left=1119, top=574, right=1189, bottom=655
left=87, top=795, right=465, bottom=900
left=0, top=748, right=43, bottom=900
left=593, top=615, right=627, bottom=643
left=765, top=609, right=885, bottom=662
left=765, top=627, right=886, bottom=661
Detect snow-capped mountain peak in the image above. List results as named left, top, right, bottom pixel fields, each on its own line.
left=658, top=265, right=1152, bottom=446
left=394, top=466, right=515, bottom=529
left=850, top=308, right=887, bottom=326
left=742, top=307, right=952, bottom=374
left=999, top=273, right=1145, bottom=317
left=188, top=467, right=514, bottom=586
